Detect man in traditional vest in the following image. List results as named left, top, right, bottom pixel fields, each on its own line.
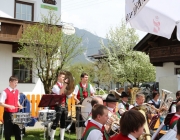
left=73, top=72, right=95, bottom=140
left=110, top=110, right=146, bottom=140
left=0, top=76, right=23, bottom=140
left=170, top=103, right=180, bottom=130
left=170, top=91, right=180, bottom=113
left=82, top=104, right=109, bottom=140
left=49, top=71, right=72, bottom=140
left=118, top=91, right=130, bottom=115
left=102, top=93, right=120, bottom=136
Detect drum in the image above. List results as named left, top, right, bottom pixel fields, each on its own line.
left=81, top=97, right=93, bottom=121
left=38, top=109, right=56, bottom=122
left=11, top=113, right=31, bottom=124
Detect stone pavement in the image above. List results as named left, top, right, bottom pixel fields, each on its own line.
left=26, top=121, right=45, bottom=130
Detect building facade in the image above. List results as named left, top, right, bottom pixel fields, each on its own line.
left=0, top=0, right=61, bottom=94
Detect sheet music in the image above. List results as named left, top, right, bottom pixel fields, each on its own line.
left=160, top=129, right=177, bottom=140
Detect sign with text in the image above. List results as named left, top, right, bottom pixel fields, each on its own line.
left=42, top=0, right=57, bottom=5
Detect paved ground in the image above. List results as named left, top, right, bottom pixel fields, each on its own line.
left=26, top=121, right=45, bottom=130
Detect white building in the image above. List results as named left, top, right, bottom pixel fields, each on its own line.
left=134, top=32, right=180, bottom=96
left=0, top=0, right=61, bottom=94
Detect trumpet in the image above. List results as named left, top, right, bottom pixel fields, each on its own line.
left=106, top=111, right=120, bottom=135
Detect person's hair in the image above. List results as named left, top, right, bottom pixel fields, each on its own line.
left=176, top=91, right=180, bottom=97
left=176, top=104, right=180, bottom=113
left=80, top=72, right=88, bottom=78
left=91, top=98, right=99, bottom=107
left=9, top=76, right=18, bottom=82
left=120, top=110, right=145, bottom=136
left=58, top=71, right=66, bottom=76
left=92, top=104, right=107, bottom=119
left=152, top=91, right=159, bottom=99
left=136, top=93, right=145, bottom=99
left=177, top=118, right=180, bottom=135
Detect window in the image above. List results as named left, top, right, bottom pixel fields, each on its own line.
left=15, top=0, right=34, bottom=21
left=175, top=68, right=180, bottom=75
left=13, top=57, right=32, bottom=83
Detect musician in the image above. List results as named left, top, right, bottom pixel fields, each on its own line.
left=82, top=104, right=109, bottom=140
left=49, top=71, right=71, bottom=140
left=129, top=93, right=145, bottom=110
left=170, top=103, right=180, bottom=129
left=170, top=91, right=180, bottom=113
left=103, top=93, right=119, bottom=135
left=84, top=96, right=104, bottom=126
left=118, top=91, right=130, bottom=115
left=148, top=91, right=160, bottom=109
left=73, top=72, right=95, bottom=140
left=0, top=76, right=23, bottom=140
left=176, top=118, right=180, bottom=140
left=110, top=110, right=146, bottom=140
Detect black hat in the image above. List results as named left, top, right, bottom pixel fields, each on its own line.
left=120, top=91, right=129, bottom=98
left=103, top=93, right=118, bottom=102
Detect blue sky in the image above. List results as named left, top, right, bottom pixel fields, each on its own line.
left=61, top=0, right=147, bottom=39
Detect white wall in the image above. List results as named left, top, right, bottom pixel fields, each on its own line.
left=156, top=62, right=180, bottom=97
left=156, top=62, right=180, bottom=82
left=0, top=44, right=45, bottom=94
left=0, top=0, right=61, bottom=24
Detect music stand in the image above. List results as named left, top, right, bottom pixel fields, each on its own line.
left=48, top=95, right=65, bottom=107
left=38, top=94, right=54, bottom=107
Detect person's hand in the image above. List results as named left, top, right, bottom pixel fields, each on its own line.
left=19, top=105, right=23, bottom=109
left=9, top=105, right=15, bottom=110
left=76, top=99, right=80, bottom=104
left=64, top=78, right=69, bottom=84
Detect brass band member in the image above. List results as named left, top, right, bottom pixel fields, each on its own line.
left=170, top=103, right=180, bottom=129
left=49, top=71, right=71, bottom=140
left=0, top=76, right=23, bottom=140
left=73, top=72, right=95, bottom=140
left=82, top=104, right=109, bottom=140
left=148, top=91, right=160, bottom=109
left=85, top=97, right=104, bottom=126
left=110, top=110, right=146, bottom=140
left=170, top=91, right=180, bottom=113
left=129, top=93, right=145, bottom=110
left=103, top=94, right=120, bottom=135
left=176, top=118, right=180, bottom=140
left=118, top=92, right=130, bottom=115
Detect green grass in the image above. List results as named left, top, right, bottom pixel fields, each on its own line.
left=0, top=128, right=76, bottom=140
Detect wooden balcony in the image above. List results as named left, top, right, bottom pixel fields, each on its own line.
left=0, top=17, right=36, bottom=43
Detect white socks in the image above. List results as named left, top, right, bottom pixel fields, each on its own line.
left=76, top=127, right=82, bottom=140
left=60, top=128, right=65, bottom=140
left=50, top=129, right=56, bottom=140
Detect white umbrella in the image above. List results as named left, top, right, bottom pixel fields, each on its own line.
left=126, top=0, right=180, bottom=40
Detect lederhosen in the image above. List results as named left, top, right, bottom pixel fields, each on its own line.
left=3, top=88, right=21, bottom=140
left=51, top=83, right=68, bottom=129
left=76, top=83, right=91, bottom=127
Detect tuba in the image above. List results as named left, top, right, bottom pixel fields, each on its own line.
left=159, top=89, right=173, bottom=117
left=64, top=71, right=75, bottom=95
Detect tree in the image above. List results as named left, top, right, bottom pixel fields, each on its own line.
left=18, top=11, right=85, bottom=94
left=101, top=20, right=155, bottom=86
left=69, top=62, right=95, bottom=85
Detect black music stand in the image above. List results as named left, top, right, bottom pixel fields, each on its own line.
left=49, top=95, right=65, bottom=107
left=38, top=94, right=65, bottom=107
